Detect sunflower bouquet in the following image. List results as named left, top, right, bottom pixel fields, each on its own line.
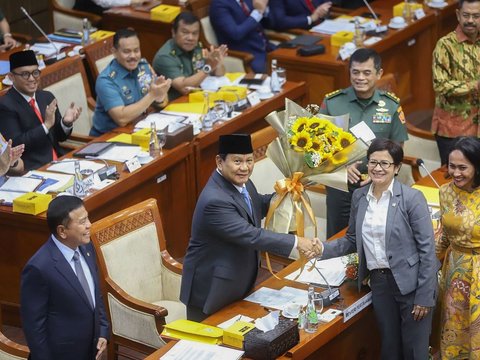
left=263, top=98, right=368, bottom=240
left=289, top=116, right=357, bottom=169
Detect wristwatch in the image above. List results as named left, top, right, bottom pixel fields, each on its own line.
left=202, top=64, right=212, bottom=74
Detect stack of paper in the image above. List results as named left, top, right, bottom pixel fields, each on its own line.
left=46, top=160, right=104, bottom=175
left=134, top=112, right=187, bottom=131
left=285, top=257, right=348, bottom=287
left=161, top=340, right=243, bottom=360
left=244, top=286, right=308, bottom=310
left=30, top=41, right=70, bottom=57
left=0, top=177, right=43, bottom=205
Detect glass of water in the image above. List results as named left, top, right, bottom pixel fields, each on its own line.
left=158, top=127, right=167, bottom=156
left=276, top=67, right=287, bottom=89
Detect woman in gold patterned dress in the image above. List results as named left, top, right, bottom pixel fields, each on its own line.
left=436, top=136, right=480, bottom=359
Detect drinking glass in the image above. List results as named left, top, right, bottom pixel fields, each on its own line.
left=315, top=297, right=324, bottom=317
left=276, top=67, right=287, bottom=88
left=158, top=127, right=167, bottom=156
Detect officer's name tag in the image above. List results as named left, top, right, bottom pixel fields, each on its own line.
left=372, top=113, right=392, bottom=124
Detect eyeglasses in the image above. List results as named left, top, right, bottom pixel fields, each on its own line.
left=11, top=69, right=41, bottom=80
left=367, top=159, right=395, bottom=170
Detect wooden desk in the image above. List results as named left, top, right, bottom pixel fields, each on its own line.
left=102, top=7, right=173, bottom=63
left=193, top=81, right=307, bottom=193
left=0, top=139, right=195, bottom=327
left=269, top=0, right=457, bottom=115
left=0, top=81, right=306, bottom=328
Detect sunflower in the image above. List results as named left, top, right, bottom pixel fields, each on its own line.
left=310, top=137, right=322, bottom=152
left=334, top=132, right=356, bottom=150
left=307, top=117, right=322, bottom=132
left=291, top=117, right=309, bottom=133
left=290, top=130, right=313, bottom=152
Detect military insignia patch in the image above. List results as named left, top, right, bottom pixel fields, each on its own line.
left=372, top=113, right=392, bottom=123
left=325, top=89, right=341, bottom=99
left=385, top=92, right=400, bottom=103
left=378, top=100, right=386, bottom=107
left=397, top=106, right=406, bottom=124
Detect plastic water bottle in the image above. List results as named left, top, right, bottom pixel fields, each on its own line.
left=73, top=161, right=87, bottom=198
left=305, top=286, right=319, bottom=333
left=270, top=59, right=281, bottom=93
left=82, top=18, right=90, bottom=46
left=149, top=122, right=160, bottom=157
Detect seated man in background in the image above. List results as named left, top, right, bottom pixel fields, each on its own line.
left=0, top=50, right=82, bottom=172
left=269, top=0, right=331, bottom=31
left=91, top=28, right=171, bottom=136
left=210, top=0, right=275, bottom=73
left=74, top=0, right=149, bottom=15
left=153, top=12, right=228, bottom=101
left=0, top=8, right=17, bottom=52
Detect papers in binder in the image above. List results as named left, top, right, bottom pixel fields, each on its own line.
left=26, top=171, right=74, bottom=194
left=161, top=340, right=244, bottom=360
left=285, top=257, right=348, bottom=287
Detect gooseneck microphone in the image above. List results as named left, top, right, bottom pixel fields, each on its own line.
left=20, top=6, right=64, bottom=60
left=362, top=0, right=387, bottom=33
left=416, top=158, right=441, bottom=188
left=311, top=266, right=341, bottom=307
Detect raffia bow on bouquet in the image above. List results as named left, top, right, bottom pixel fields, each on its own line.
left=263, top=99, right=368, bottom=279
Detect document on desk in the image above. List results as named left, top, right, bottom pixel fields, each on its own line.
left=135, top=112, right=186, bottom=131
left=285, top=257, right=347, bottom=287
left=25, top=171, right=74, bottom=194
left=30, top=41, right=70, bottom=57
left=160, top=339, right=244, bottom=360
left=47, top=160, right=104, bottom=175
left=96, top=145, right=142, bottom=163
left=311, top=19, right=355, bottom=35
left=244, top=286, right=308, bottom=310
left=0, top=176, right=44, bottom=205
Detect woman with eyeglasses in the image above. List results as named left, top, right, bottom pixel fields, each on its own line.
left=318, top=138, right=440, bottom=360
left=436, top=136, right=480, bottom=358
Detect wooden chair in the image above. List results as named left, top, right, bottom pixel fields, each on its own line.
left=90, top=199, right=185, bottom=360
left=83, top=36, right=114, bottom=81
left=39, top=55, right=96, bottom=144
left=50, top=0, right=101, bottom=31
left=189, top=0, right=255, bottom=73
left=377, top=73, right=440, bottom=174
left=0, top=331, right=29, bottom=360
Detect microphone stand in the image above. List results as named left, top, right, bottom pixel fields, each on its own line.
left=311, top=266, right=341, bottom=306
left=416, top=159, right=441, bottom=188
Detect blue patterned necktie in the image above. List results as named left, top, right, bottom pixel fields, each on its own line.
left=73, top=251, right=94, bottom=309
left=241, top=186, right=253, bottom=215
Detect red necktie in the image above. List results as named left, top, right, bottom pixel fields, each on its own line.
left=239, top=0, right=250, bottom=15
left=29, top=98, right=58, bottom=161
left=305, top=0, right=316, bottom=13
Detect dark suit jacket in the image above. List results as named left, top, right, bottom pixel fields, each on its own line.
left=180, top=171, right=295, bottom=314
left=322, top=180, right=440, bottom=307
left=209, top=0, right=275, bottom=73
left=73, top=0, right=105, bottom=15
left=0, top=88, right=70, bottom=171
left=270, top=0, right=327, bottom=30
left=20, top=238, right=109, bottom=360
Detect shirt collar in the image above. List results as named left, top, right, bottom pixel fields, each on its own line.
left=346, top=86, right=380, bottom=105
left=13, top=85, right=36, bottom=103
left=51, top=234, right=77, bottom=261
left=366, top=178, right=395, bottom=201
left=216, top=168, right=244, bottom=193
left=112, top=58, right=138, bottom=79
left=455, top=24, right=480, bottom=43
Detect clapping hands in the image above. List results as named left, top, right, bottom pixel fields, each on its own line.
left=297, top=237, right=323, bottom=259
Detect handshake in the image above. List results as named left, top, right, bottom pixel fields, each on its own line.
left=297, top=237, right=323, bottom=259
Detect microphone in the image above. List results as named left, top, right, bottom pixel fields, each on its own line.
left=362, top=0, right=387, bottom=34
left=416, top=158, right=441, bottom=188
left=84, top=156, right=117, bottom=181
left=311, top=266, right=341, bottom=307
left=20, top=7, right=65, bottom=61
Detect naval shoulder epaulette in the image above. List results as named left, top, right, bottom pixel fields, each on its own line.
left=384, top=91, right=400, bottom=103
left=325, top=89, right=341, bottom=99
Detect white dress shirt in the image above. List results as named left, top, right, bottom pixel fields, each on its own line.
left=362, top=180, right=394, bottom=270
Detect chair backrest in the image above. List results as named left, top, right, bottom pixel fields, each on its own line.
left=40, top=56, right=94, bottom=136
left=83, top=36, right=115, bottom=80
left=0, top=332, right=29, bottom=360
left=51, top=0, right=101, bottom=31
left=90, top=199, right=169, bottom=304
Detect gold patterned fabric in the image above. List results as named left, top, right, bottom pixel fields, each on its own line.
left=437, top=182, right=480, bottom=359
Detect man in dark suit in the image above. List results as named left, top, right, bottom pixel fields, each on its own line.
left=21, top=195, right=109, bottom=360
left=180, top=134, right=321, bottom=321
left=270, top=0, right=331, bottom=31
left=0, top=50, right=82, bottom=172
left=210, top=0, right=274, bottom=73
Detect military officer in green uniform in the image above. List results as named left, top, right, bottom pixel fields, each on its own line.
left=91, top=28, right=171, bottom=136
left=153, top=12, right=228, bottom=101
left=319, top=48, right=408, bottom=238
